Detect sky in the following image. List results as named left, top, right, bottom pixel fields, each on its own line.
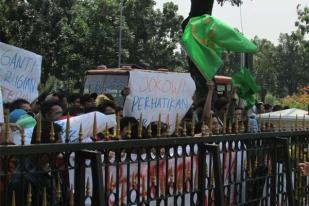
left=155, top=0, right=308, bottom=44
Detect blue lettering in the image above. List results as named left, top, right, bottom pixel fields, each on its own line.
left=151, top=98, right=157, bottom=109
left=138, top=97, right=144, bottom=111
left=131, top=96, right=140, bottom=112
left=1, top=49, right=11, bottom=66
left=4, top=71, right=12, bottom=84
left=144, top=96, right=150, bottom=110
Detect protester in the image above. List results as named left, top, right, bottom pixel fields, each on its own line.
left=68, top=93, right=81, bottom=108
left=80, top=94, right=96, bottom=113
left=10, top=99, right=31, bottom=112
left=67, top=94, right=82, bottom=116
left=31, top=100, right=63, bottom=144
left=264, top=103, right=273, bottom=113
left=120, top=117, right=139, bottom=139
left=256, top=102, right=265, bottom=114
left=97, top=100, right=116, bottom=115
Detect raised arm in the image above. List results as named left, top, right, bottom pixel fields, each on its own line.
left=202, top=80, right=215, bottom=122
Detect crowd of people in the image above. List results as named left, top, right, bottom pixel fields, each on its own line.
left=0, top=80, right=296, bottom=144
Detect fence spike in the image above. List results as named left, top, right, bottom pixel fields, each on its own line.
left=138, top=113, right=143, bottom=138
left=26, top=183, right=32, bottom=205
left=295, top=114, right=298, bottom=131
left=78, top=124, right=83, bottom=143
left=175, top=113, right=179, bottom=137
left=191, top=113, right=195, bottom=137
left=302, top=114, right=306, bottom=131
left=50, top=122, right=55, bottom=142
left=241, top=120, right=245, bottom=133
left=183, top=120, right=187, bottom=136
left=65, top=113, right=70, bottom=143
left=92, top=113, right=97, bottom=138
left=166, top=113, right=170, bottom=136
left=147, top=123, right=152, bottom=137
left=4, top=115, right=10, bottom=144
left=255, top=155, right=258, bottom=169
left=35, top=113, right=42, bottom=143
left=42, top=188, right=47, bottom=206
left=157, top=113, right=161, bottom=137
left=11, top=190, right=16, bottom=206
left=201, top=121, right=207, bottom=136
left=228, top=120, right=232, bottom=134
left=104, top=123, right=109, bottom=140
left=21, top=128, right=26, bottom=145
left=56, top=175, right=62, bottom=201
left=116, top=112, right=121, bottom=139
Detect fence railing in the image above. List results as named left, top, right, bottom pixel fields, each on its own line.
left=1, top=131, right=309, bottom=206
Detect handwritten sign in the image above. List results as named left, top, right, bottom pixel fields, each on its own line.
left=123, top=70, right=196, bottom=132
left=0, top=42, right=42, bottom=103
left=0, top=87, right=3, bottom=123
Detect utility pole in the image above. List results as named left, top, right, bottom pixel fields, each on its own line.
left=118, top=0, right=124, bottom=68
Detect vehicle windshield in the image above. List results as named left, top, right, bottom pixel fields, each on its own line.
left=84, top=74, right=129, bottom=106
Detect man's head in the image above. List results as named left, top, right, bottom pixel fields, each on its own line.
left=46, top=92, right=68, bottom=110
left=81, top=94, right=96, bottom=110
left=235, top=107, right=244, bottom=121
left=68, top=94, right=81, bottom=108
left=256, top=102, right=265, bottom=114
left=40, top=100, right=63, bottom=121
left=120, top=117, right=139, bottom=139
left=10, top=99, right=31, bottom=112
left=264, top=104, right=273, bottom=113
left=97, top=100, right=116, bottom=115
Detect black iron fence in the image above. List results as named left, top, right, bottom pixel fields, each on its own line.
left=1, top=131, right=309, bottom=206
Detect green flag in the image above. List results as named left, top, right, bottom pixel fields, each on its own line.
left=182, top=14, right=257, bottom=80
left=232, top=68, right=261, bottom=109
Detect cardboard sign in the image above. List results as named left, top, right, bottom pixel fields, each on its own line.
left=123, top=70, right=196, bottom=132
left=0, top=42, right=42, bottom=103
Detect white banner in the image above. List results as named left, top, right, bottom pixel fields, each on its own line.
left=0, top=42, right=42, bottom=103
left=123, top=70, right=196, bottom=132
left=13, top=112, right=116, bottom=145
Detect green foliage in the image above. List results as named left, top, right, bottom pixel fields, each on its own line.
left=221, top=6, right=309, bottom=101
left=264, top=93, right=278, bottom=105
